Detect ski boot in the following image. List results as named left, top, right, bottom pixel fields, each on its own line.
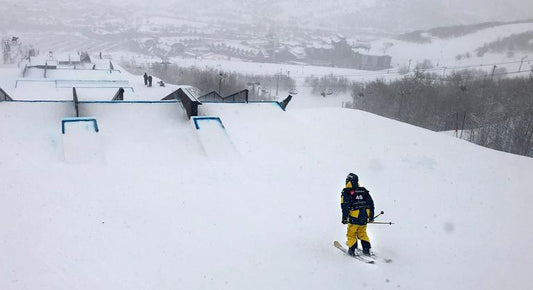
left=347, top=242, right=358, bottom=256
left=361, top=240, right=372, bottom=256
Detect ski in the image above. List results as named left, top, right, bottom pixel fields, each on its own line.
left=353, top=247, right=393, bottom=264
left=333, top=241, right=375, bottom=264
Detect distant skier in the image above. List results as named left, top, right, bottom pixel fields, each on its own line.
left=341, top=173, right=375, bottom=256
left=143, top=72, right=148, bottom=86
left=148, top=75, right=153, bottom=87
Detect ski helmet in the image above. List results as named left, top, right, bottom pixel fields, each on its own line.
left=346, top=173, right=358, bottom=184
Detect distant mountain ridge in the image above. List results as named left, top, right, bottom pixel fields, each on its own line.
left=397, top=19, right=533, bottom=43
left=158, top=0, right=533, bottom=32
left=2, top=0, right=532, bottom=34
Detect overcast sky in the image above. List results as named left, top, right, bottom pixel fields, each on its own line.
left=2, top=0, right=533, bottom=32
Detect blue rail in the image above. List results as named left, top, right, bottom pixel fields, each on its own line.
left=191, top=116, right=225, bottom=130
left=61, top=117, right=99, bottom=134
left=8, top=100, right=178, bottom=104
left=15, top=79, right=130, bottom=88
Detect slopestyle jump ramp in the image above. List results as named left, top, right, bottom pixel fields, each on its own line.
left=192, top=116, right=239, bottom=159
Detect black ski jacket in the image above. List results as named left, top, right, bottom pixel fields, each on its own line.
left=341, top=186, right=374, bottom=225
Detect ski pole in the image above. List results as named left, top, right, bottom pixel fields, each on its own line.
left=373, top=211, right=385, bottom=220
left=369, top=221, right=395, bottom=225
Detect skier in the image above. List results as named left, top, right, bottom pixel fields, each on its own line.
left=341, top=173, right=375, bottom=256
left=143, top=72, right=148, bottom=86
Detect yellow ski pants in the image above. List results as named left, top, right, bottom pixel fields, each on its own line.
left=346, top=224, right=370, bottom=248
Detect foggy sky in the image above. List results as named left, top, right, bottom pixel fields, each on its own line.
left=2, top=0, right=533, bottom=32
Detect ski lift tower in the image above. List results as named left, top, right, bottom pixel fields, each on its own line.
left=161, top=57, right=171, bottom=68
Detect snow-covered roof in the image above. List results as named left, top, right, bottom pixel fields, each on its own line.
left=307, top=43, right=334, bottom=50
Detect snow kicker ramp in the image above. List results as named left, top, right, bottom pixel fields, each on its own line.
left=192, top=116, right=239, bottom=159
left=0, top=101, right=203, bottom=167
left=79, top=102, right=203, bottom=166
left=198, top=102, right=301, bottom=160
left=61, top=117, right=104, bottom=163
left=0, top=102, right=74, bottom=165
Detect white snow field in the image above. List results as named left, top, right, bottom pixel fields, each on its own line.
left=1, top=64, right=533, bottom=290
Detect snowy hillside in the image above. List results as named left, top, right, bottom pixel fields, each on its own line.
left=124, top=20, right=531, bottom=92
left=371, top=22, right=533, bottom=68
left=1, top=62, right=533, bottom=289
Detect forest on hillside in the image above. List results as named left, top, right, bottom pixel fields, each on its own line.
left=308, top=71, right=533, bottom=157
left=476, top=31, right=533, bottom=57
left=122, top=62, right=295, bottom=100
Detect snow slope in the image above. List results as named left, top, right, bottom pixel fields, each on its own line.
left=371, top=22, right=533, bottom=68
left=1, top=66, right=533, bottom=290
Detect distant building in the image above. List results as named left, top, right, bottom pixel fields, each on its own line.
left=306, top=35, right=391, bottom=70
left=270, top=48, right=299, bottom=63
left=255, top=50, right=270, bottom=62
left=127, top=32, right=390, bottom=70
left=356, top=53, right=392, bottom=70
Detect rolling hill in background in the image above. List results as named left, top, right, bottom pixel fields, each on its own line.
left=1, top=0, right=532, bottom=34
left=138, top=0, right=533, bottom=32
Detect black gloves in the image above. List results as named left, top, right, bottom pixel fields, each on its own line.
left=342, top=217, right=348, bottom=224
left=369, top=211, right=375, bottom=223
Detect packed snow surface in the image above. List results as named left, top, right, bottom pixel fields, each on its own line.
left=1, top=56, right=533, bottom=289
left=1, top=99, right=533, bottom=289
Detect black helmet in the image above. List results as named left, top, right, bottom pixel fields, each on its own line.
left=346, top=173, right=359, bottom=184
